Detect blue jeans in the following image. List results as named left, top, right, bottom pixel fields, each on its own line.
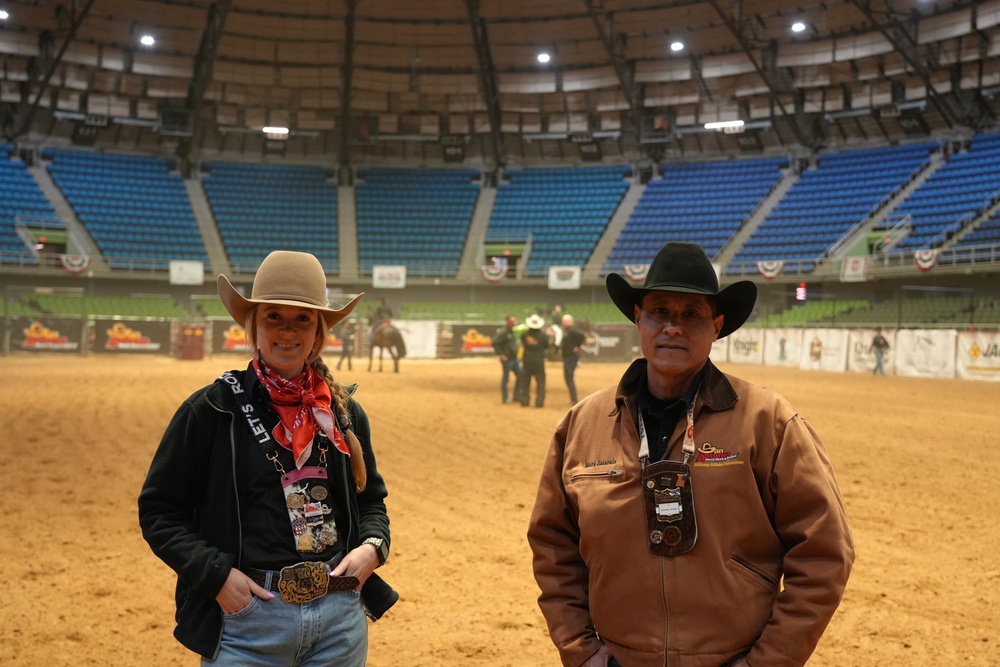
left=500, top=357, right=522, bottom=403
left=204, top=583, right=367, bottom=667
left=563, top=354, right=580, bottom=403
left=873, top=349, right=885, bottom=375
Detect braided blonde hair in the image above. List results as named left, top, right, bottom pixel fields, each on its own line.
left=243, top=306, right=368, bottom=491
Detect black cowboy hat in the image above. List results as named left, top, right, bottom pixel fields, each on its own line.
left=606, top=242, right=757, bottom=338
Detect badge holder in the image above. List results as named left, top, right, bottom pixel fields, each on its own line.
left=641, top=459, right=697, bottom=556
left=268, top=440, right=338, bottom=554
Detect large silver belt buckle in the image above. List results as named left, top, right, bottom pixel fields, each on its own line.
left=278, top=561, right=328, bottom=603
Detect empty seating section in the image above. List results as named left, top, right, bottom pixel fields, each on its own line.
left=1, top=144, right=60, bottom=265
left=401, top=301, right=546, bottom=321
left=488, top=166, right=630, bottom=277
left=355, top=167, right=479, bottom=278
left=729, top=142, right=936, bottom=272
left=749, top=300, right=869, bottom=327
left=43, top=148, right=206, bottom=271
left=933, top=132, right=1000, bottom=254
left=605, top=157, right=787, bottom=272
left=893, top=133, right=1000, bottom=250
left=23, top=292, right=189, bottom=318
left=203, top=162, right=339, bottom=273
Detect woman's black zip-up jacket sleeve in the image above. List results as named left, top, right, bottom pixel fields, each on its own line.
left=137, top=367, right=397, bottom=659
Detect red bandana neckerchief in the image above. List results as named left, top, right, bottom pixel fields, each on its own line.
left=252, top=357, right=350, bottom=469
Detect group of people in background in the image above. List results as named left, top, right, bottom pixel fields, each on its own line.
left=491, top=306, right=587, bottom=408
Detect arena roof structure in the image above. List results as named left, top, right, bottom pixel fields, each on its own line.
left=1, top=0, right=999, bottom=168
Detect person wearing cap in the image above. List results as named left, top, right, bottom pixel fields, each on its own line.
left=521, top=313, right=550, bottom=408
left=527, top=242, right=854, bottom=667
left=138, top=251, right=397, bottom=665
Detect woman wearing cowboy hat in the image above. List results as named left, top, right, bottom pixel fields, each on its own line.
left=528, top=242, right=854, bottom=667
left=139, top=251, right=396, bottom=666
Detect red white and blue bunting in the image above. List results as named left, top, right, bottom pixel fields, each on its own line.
left=622, top=264, right=649, bottom=283
left=914, top=249, right=939, bottom=272
left=59, top=254, right=91, bottom=275
left=756, top=260, right=784, bottom=280
left=479, top=264, right=508, bottom=283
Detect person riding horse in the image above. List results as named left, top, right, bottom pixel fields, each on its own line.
left=369, top=297, right=393, bottom=342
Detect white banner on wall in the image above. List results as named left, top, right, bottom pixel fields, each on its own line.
left=372, top=265, right=407, bottom=289
left=955, top=331, right=1000, bottom=382
left=763, top=328, right=804, bottom=368
left=798, top=328, right=849, bottom=372
left=391, top=320, right=437, bottom=359
left=894, top=329, right=957, bottom=379
left=847, top=328, right=896, bottom=374
left=710, top=337, right=729, bottom=364
left=169, top=260, right=205, bottom=285
left=547, top=266, right=581, bottom=290
left=726, top=328, right=765, bottom=365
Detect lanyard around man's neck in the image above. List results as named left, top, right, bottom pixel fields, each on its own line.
left=637, top=398, right=696, bottom=466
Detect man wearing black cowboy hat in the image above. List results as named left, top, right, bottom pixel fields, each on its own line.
left=528, top=242, right=854, bottom=667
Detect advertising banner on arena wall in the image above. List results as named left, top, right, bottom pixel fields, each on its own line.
left=12, top=316, right=83, bottom=352
left=894, top=329, right=956, bottom=379
left=214, top=320, right=250, bottom=354
left=955, top=331, right=1000, bottom=382
left=710, top=337, right=729, bottom=363
left=579, top=325, right=638, bottom=363
left=847, top=329, right=896, bottom=374
left=798, top=328, right=849, bottom=372
left=372, top=265, right=407, bottom=289
left=389, top=320, right=437, bottom=359
left=763, top=328, right=804, bottom=368
left=95, top=319, right=171, bottom=353
left=726, top=328, right=764, bottom=365
left=448, top=322, right=501, bottom=357
left=547, top=266, right=581, bottom=290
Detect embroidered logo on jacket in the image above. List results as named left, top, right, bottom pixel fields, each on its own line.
left=693, top=443, right=743, bottom=467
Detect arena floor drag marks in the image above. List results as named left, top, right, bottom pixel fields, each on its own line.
left=1, top=355, right=997, bottom=666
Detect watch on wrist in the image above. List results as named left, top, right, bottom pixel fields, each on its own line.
left=362, top=537, right=388, bottom=566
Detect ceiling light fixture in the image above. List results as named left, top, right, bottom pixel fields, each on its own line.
left=537, top=52, right=551, bottom=64
left=704, top=120, right=745, bottom=130
left=0, top=10, right=9, bottom=20
left=140, top=34, right=155, bottom=46
left=791, top=21, right=806, bottom=33
left=670, top=41, right=684, bottom=52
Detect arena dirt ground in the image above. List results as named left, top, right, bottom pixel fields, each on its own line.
left=1, top=354, right=998, bottom=666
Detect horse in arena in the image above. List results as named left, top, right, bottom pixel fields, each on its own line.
left=367, top=311, right=407, bottom=373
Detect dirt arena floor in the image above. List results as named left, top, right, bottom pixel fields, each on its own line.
left=1, top=353, right=998, bottom=666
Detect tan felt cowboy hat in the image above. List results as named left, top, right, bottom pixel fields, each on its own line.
left=606, top=241, right=757, bottom=339
left=218, top=250, right=364, bottom=331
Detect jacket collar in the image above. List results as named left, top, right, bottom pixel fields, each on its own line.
left=614, top=357, right=738, bottom=415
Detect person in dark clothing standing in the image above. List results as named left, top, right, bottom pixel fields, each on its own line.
left=138, top=251, right=396, bottom=665
left=869, top=327, right=890, bottom=376
left=560, top=313, right=587, bottom=404
left=521, top=314, right=549, bottom=408
left=492, top=314, right=523, bottom=404
left=337, top=318, right=359, bottom=371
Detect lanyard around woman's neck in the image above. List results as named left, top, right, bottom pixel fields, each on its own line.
left=638, top=399, right=697, bottom=466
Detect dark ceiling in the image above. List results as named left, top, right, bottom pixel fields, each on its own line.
left=1, top=0, right=998, bottom=169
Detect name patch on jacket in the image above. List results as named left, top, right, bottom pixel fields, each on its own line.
left=692, top=443, right=743, bottom=467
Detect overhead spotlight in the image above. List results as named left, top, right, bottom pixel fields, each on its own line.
left=262, top=126, right=289, bottom=135
left=704, top=120, right=745, bottom=130
left=791, top=21, right=806, bottom=33
left=1, top=9, right=10, bottom=20
left=537, top=52, right=551, bottom=64
left=140, top=34, right=155, bottom=46
left=670, top=41, right=684, bottom=52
